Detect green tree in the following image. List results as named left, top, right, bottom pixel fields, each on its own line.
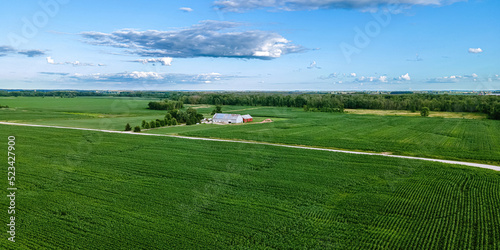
left=144, top=123, right=150, bottom=129
left=171, top=118, right=178, bottom=126
left=168, top=109, right=179, bottom=121
left=150, top=121, right=156, bottom=128
left=133, top=126, right=141, bottom=132
left=184, top=107, right=204, bottom=125
left=410, top=105, right=417, bottom=113
left=141, top=120, right=147, bottom=128
left=211, top=105, right=222, bottom=115
left=420, top=107, right=430, bottom=117
left=125, top=123, right=132, bottom=131
left=156, top=121, right=161, bottom=127
left=489, top=103, right=500, bottom=120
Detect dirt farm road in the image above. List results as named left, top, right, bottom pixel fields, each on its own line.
left=2, top=121, right=499, bottom=172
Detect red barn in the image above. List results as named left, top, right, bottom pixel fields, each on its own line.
left=242, top=114, right=253, bottom=123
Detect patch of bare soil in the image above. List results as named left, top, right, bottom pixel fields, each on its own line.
left=258, top=119, right=273, bottom=123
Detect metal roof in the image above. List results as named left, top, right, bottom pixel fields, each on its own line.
left=213, top=113, right=242, bottom=120
left=241, top=114, right=253, bottom=119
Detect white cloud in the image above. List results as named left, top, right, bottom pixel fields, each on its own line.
left=46, top=57, right=96, bottom=66
left=307, top=61, right=321, bottom=69
left=67, top=71, right=236, bottom=84
left=46, top=56, right=56, bottom=64
left=462, top=74, right=474, bottom=78
left=319, top=73, right=337, bottom=79
left=81, top=20, right=304, bottom=60
left=399, top=73, right=411, bottom=81
left=131, top=57, right=173, bottom=66
left=125, top=71, right=163, bottom=80
left=179, top=7, right=193, bottom=12
left=68, top=61, right=94, bottom=66
left=213, top=0, right=464, bottom=12
left=468, top=48, right=483, bottom=54
left=426, top=73, right=485, bottom=83
left=355, top=76, right=382, bottom=83
left=426, top=76, right=459, bottom=83
left=321, top=72, right=414, bottom=84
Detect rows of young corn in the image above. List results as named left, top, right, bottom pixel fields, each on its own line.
left=362, top=168, right=500, bottom=249
left=3, top=124, right=500, bottom=249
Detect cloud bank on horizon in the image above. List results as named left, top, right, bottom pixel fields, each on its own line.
left=213, top=0, right=465, bottom=12
left=81, top=20, right=304, bottom=60
left=66, top=71, right=235, bottom=85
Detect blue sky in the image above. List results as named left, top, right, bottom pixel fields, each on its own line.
left=0, top=0, right=498, bottom=91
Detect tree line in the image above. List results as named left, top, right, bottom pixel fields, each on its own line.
left=173, top=93, right=500, bottom=120
left=147, top=100, right=184, bottom=110
left=4, top=90, right=500, bottom=119
left=125, top=107, right=204, bottom=131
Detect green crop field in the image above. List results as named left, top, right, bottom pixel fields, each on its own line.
left=2, top=97, right=500, bottom=165
left=1, top=125, right=499, bottom=249
left=152, top=106, right=500, bottom=165
left=0, top=97, right=166, bottom=130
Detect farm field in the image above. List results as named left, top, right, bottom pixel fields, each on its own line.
left=2, top=97, right=500, bottom=165
left=0, top=97, right=166, bottom=130
left=1, top=125, right=500, bottom=249
left=344, top=108, right=488, bottom=119
left=152, top=106, right=500, bottom=165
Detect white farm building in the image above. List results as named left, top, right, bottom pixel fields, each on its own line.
left=212, top=113, right=243, bottom=124
left=212, top=113, right=253, bottom=124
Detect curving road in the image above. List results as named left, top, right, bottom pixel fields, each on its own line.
left=2, top=121, right=499, bottom=172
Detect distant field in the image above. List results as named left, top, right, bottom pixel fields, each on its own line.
left=0, top=97, right=166, bottom=130
left=345, top=108, right=488, bottom=119
left=0, top=97, right=266, bottom=130
left=2, top=125, right=499, bottom=249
